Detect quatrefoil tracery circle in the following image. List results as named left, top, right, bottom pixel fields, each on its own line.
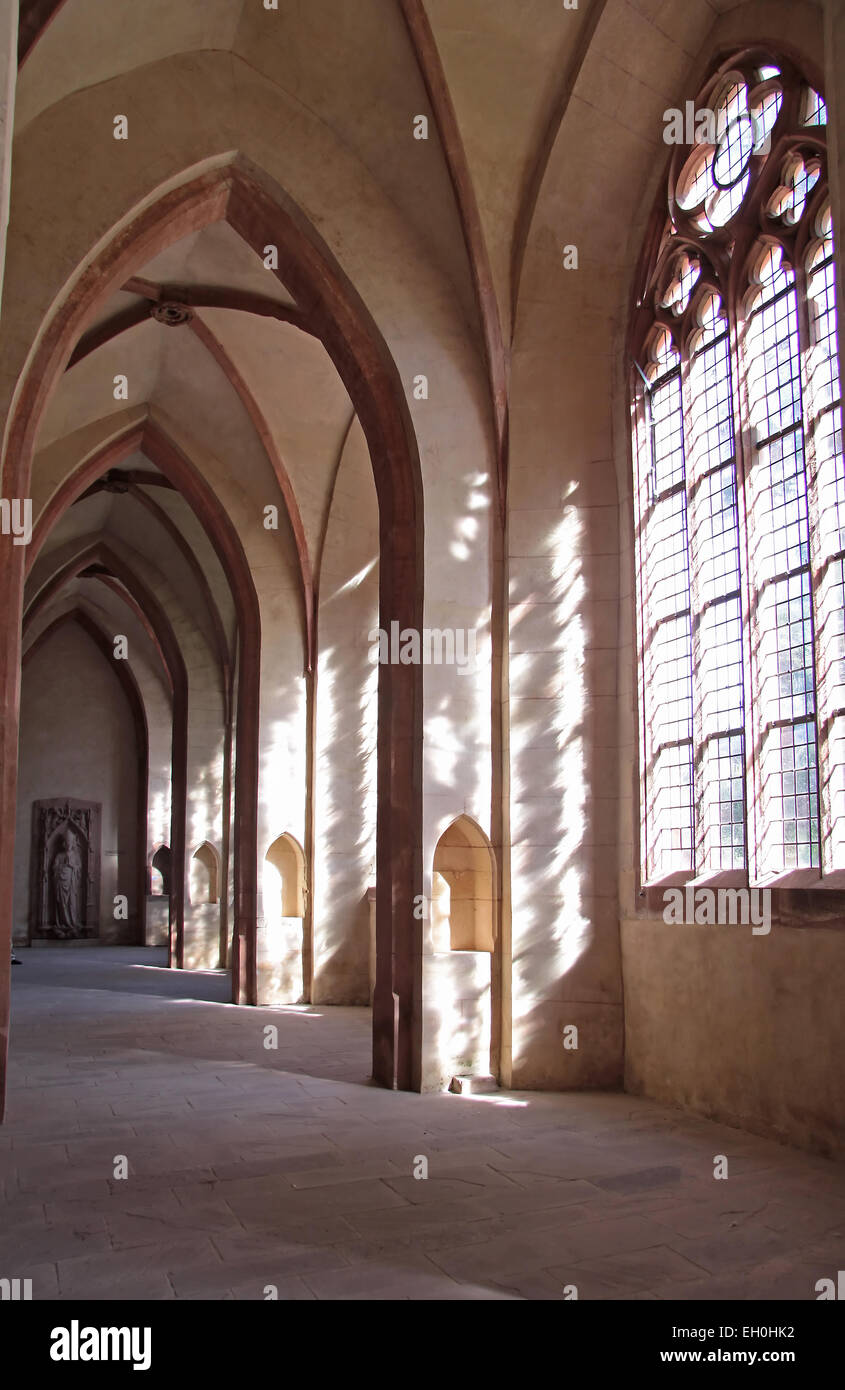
left=671, top=67, right=799, bottom=234
left=712, top=111, right=757, bottom=191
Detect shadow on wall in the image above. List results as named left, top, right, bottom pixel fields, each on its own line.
left=259, top=832, right=306, bottom=1005
left=426, top=815, right=495, bottom=1087
left=145, top=843, right=171, bottom=948
left=509, top=503, right=622, bottom=1088
left=184, top=840, right=222, bottom=972
left=190, top=841, right=218, bottom=904
left=150, top=844, right=172, bottom=896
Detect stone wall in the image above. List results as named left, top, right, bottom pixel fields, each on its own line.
left=14, top=622, right=139, bottom=945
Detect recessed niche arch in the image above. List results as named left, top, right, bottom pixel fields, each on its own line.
left=260, top=833, right=306, bottom=1005
left=190, top=842, right=219, bottom=906
left=431, top=816, right=495, bottom=954
left=151, top=845, right=172, bottom=897
left=428, top=816, right=496, bottom=1088
left=264, top=833, right=305, bottom=919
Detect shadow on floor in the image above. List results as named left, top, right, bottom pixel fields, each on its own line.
left=13, top=946, right=231, bottom=1001
left=10, top=945, right=373, bottom=1087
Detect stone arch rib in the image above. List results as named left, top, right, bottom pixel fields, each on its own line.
left=23, top=539, right=188, bottom=969
left=0, top=153, right=424, bottom=1104
left=22, top=418, right=261, bottom=1001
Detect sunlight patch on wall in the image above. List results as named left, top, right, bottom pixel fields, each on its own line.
left=510, top=506, right=590, bottom=1033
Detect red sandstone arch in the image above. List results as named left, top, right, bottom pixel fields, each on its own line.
left=398, top=0, right=508, bottom=511
left=26, top=560, right=172, bottom=691
left=23, top=538, right=189, bottom=970
left=187, top=314, right=316, bottom=671
left=0, top=155, right=424, bottom=1113
left=22, top=418, right=261, bottom=999
left=29, top=435, right=231, bottom=712
left=66, top=286, right=315, bottom=370
left=120, top=485, right=231, bottom=707
left=63, top=308, right=316, bottom=673
left=22, top=605, right=149, bottom=949
left=119, top=481, right=234, bottom=961
left=17, top=0, right=69, bottom=66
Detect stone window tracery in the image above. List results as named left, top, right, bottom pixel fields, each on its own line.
left=632, top=50, right=842, bottom=885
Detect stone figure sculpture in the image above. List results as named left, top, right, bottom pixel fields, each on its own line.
left=52, top=832, right=83, bottom=935
left=30, top=800, right=100, bottom=941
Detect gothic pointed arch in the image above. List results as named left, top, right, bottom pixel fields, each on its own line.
left=0, top=153, right=424, bottom=1092
left=20, top=420, right=257, bottom=987
left=22, top=537, right=189, bottom=961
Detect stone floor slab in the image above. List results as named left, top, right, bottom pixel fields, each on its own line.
left=3, top=948, right=844, bottom=1301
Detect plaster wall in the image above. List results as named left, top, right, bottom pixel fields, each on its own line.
left=425, top=949, right=492, bottom=1089
left=611, top=0, right=845, bottom=1156
left=621, top=920, right=845, bottom=1159
left=0, top=47, right=500, bottom=1040
left=5, top=0, right=842, bottom=1120
left=14, top=622, right=139, bottom=945
left=313, top=419, right=379, bottom=1005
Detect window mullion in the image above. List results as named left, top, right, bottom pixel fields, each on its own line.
left=745, top=273, right=821, bottom=876
left=686, top=319, right=747, bottom=875
left=803, top=224, right=845, bottom=870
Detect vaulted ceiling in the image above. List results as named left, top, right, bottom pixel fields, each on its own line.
left=11, top=0, right=782, bottom=702
left=15, top=0, right=601, bottom=689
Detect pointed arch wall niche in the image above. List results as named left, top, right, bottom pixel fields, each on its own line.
left=259, top=832, right=306, bottom=1005
left=426, top=816, right=497, bottom=1088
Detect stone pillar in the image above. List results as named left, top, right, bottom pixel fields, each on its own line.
left=0, top=0, right=18, bottom=1124
left=0, top=0, right=15, bottom=319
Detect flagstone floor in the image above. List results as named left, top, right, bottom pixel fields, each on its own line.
left=1, top=948, right=843, bottom=1301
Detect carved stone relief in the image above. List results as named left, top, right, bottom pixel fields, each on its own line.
left=29, top=799, right=101, bottom=940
